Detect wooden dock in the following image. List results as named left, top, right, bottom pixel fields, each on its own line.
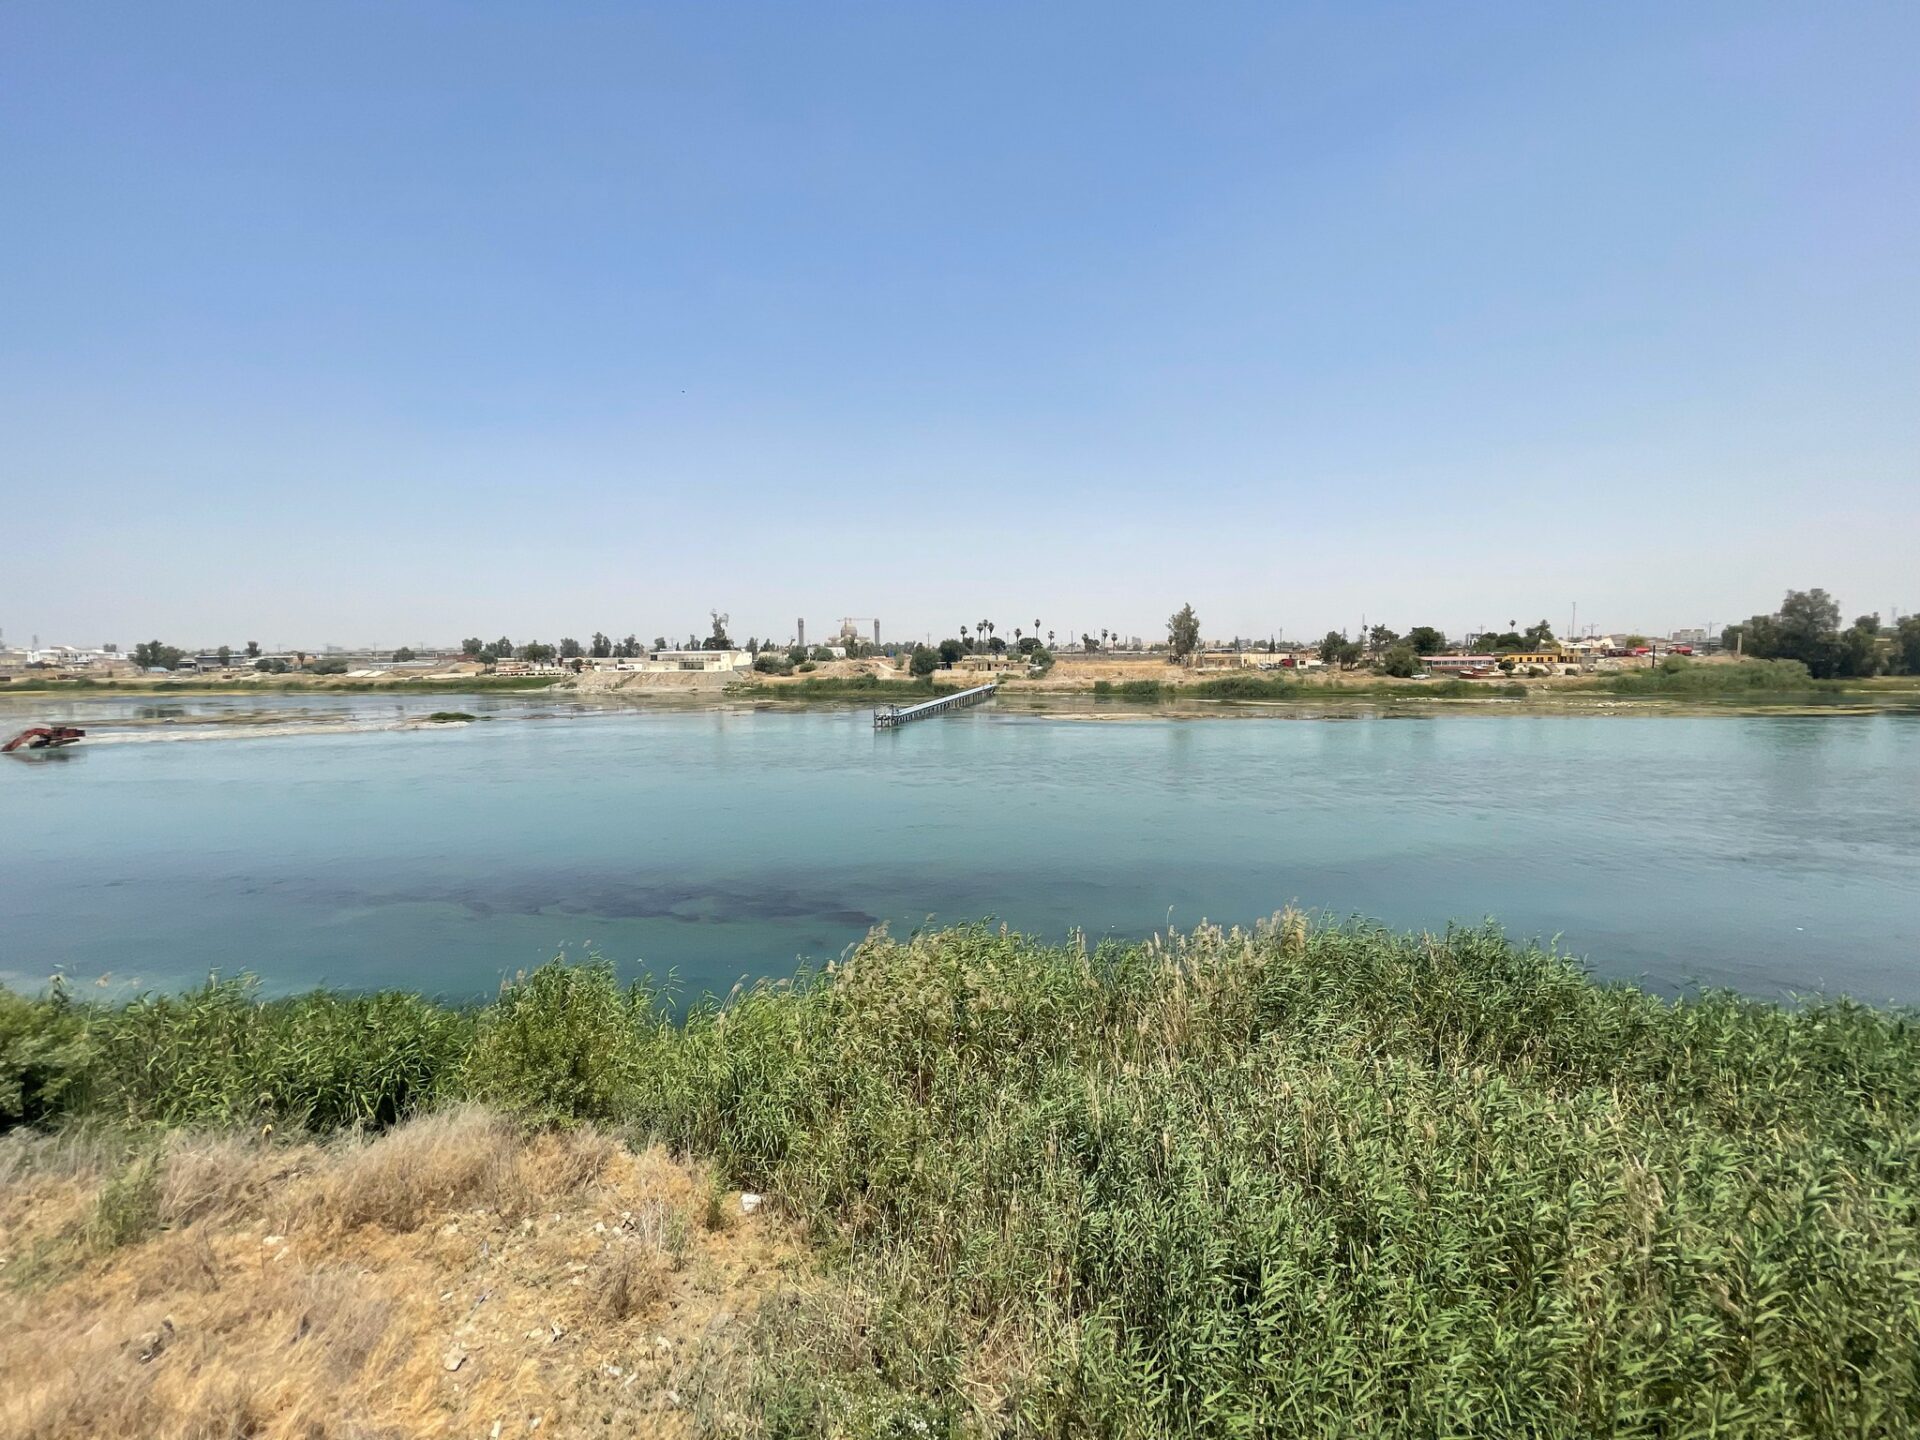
left=874, top=682, right=997, bottom=729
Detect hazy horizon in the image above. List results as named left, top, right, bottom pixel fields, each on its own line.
left=4, top=3, right=1915, bottom=650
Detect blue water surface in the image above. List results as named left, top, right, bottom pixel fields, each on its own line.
left=3, top=695, right=1916, bottom=1003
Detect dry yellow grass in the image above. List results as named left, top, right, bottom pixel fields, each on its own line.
left=0, top=1109, right=795, bottom=1439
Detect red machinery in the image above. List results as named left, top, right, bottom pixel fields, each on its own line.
left=2, top=726, right=85, bottom=752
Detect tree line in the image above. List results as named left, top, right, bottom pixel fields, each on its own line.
left=1723, top=589, right=1920, bottom=679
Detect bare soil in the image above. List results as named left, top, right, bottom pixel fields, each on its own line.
left=0, top=1110, right=795, bottom=1439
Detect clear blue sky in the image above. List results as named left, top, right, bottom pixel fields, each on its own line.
left=3, top=2, right=1914, bottom=650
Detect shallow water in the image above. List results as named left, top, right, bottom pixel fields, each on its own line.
left=3, top=695, right=1917, bottom=1003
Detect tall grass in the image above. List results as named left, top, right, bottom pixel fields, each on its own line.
left=5, top=921, right=1917, bottom=1436
left=733, top=675, right=939, bottom=701
left=1096, top=675, right=1532, bottom=701
left=1596, top=656, right=1824, bottom=695
left=14, top=980, right=474, bottom=1130
left=1091, top=679, right=1169, bottom=700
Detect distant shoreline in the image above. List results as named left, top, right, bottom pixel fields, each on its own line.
left=5, top=675, right=1917, bottom=723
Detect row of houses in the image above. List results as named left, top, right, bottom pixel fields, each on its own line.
left=499, top=649, right=756, bottom=677
left=0, top=644, right=122, bottom=671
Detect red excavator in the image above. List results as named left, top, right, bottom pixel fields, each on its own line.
left=2, top=725, right=85, bottom=752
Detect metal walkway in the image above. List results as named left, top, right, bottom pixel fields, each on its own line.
left=874, top=682, right=997, bottom=728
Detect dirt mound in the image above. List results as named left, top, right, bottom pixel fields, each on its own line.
left=0, top=1111, right=792, bottom=1438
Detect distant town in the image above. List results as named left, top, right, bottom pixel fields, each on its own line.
left=4, top=588, right=1917, bottom=687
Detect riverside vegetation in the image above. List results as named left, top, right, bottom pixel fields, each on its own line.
left=3, top=919, right=1917, bottom=1437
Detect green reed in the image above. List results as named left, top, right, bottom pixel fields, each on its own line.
left=5, top=920, right=1917, bottom=1437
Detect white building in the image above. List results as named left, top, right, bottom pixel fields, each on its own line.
left=624, top=649, right=753, bottom=674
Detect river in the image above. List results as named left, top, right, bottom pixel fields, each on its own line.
left=3, top=693, right=1916, bottom=1003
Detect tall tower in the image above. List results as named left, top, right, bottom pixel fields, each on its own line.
left=873, top=619, right=881, bottom=646
left=797, top=618, right=805, bottom=649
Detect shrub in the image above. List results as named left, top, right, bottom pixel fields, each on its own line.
left=462, top=959, right=659, bottom=1124
left=88, top=1151, right=163, bottom=1251
left=1604, top=657, right=1819, bottom=695
left=83, top=981, right=469, bottom=1129
left=4, top=926, right=1918, bottom=1436
left=0, top=983, right=92, bottom=1131
left=1092, top=679, right=1165, bottom=700
left=666, top=923, right=1920, bottom=1437
left=1189, top=673, right=1291, bottom=699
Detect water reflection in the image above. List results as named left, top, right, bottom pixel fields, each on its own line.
left=1, top=705, right=1916, bottom=1003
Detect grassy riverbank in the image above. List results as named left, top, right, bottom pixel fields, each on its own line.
left=1092, top=675, right=1535, bottom=701
left=728, top=674, right=939, bottom=702
left=5, top=920, right=1918, bottom=1436
left=0, top=676, right=559, bottom=696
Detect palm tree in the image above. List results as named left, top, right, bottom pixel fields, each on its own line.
left=1100, top=629, right=1108, bottom=649
left=1047, top=629, right=1055, bottom=649
left=961, top=624, right=970, bottom=652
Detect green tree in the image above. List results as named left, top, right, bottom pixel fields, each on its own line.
left=461, top=637, right=484, bottom=657
left=558, top=637, right=583, bottom=659
left=589, top=632, right=612, bottom=658
left=217, top=644, right=232, bottom=666
left=244, top=640, right=261, bottom=659
left=1729, top=589, right=1849, bottom=677
left=132, top=640, right=186, bottom=671
left=392, top=647, right=416, bottom=662
left=1367, top=625, right=1400, bottom=655
left=494, top=636, right=514, bottom=659
left=1897, top=616, right=1920, bottom=675
left=1837, top=615, right=1882, bottom=679
left=706, top=611, right=732, bottom=649
left=1405, top=626, right=1445, bottom=656
left=310, top=656, right=349, bottom=675
left=254, top=657, right=289, bottom=674
left=1167, top=604, right=1201, bottom=662
left=518, top=641, right=556, bottom=663
left=910, top=645, right=939, bottom=677
left=1522, top=620, right=1557, bottom=649
left=1318, top=631, right=1346, bottom=665
left=1380, top=644, right=1418, bottom=678
left=938, top=639, right=964, bottom=666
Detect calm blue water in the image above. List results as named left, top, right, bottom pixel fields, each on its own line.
left=3, top=695, right=1917, bottom=1003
